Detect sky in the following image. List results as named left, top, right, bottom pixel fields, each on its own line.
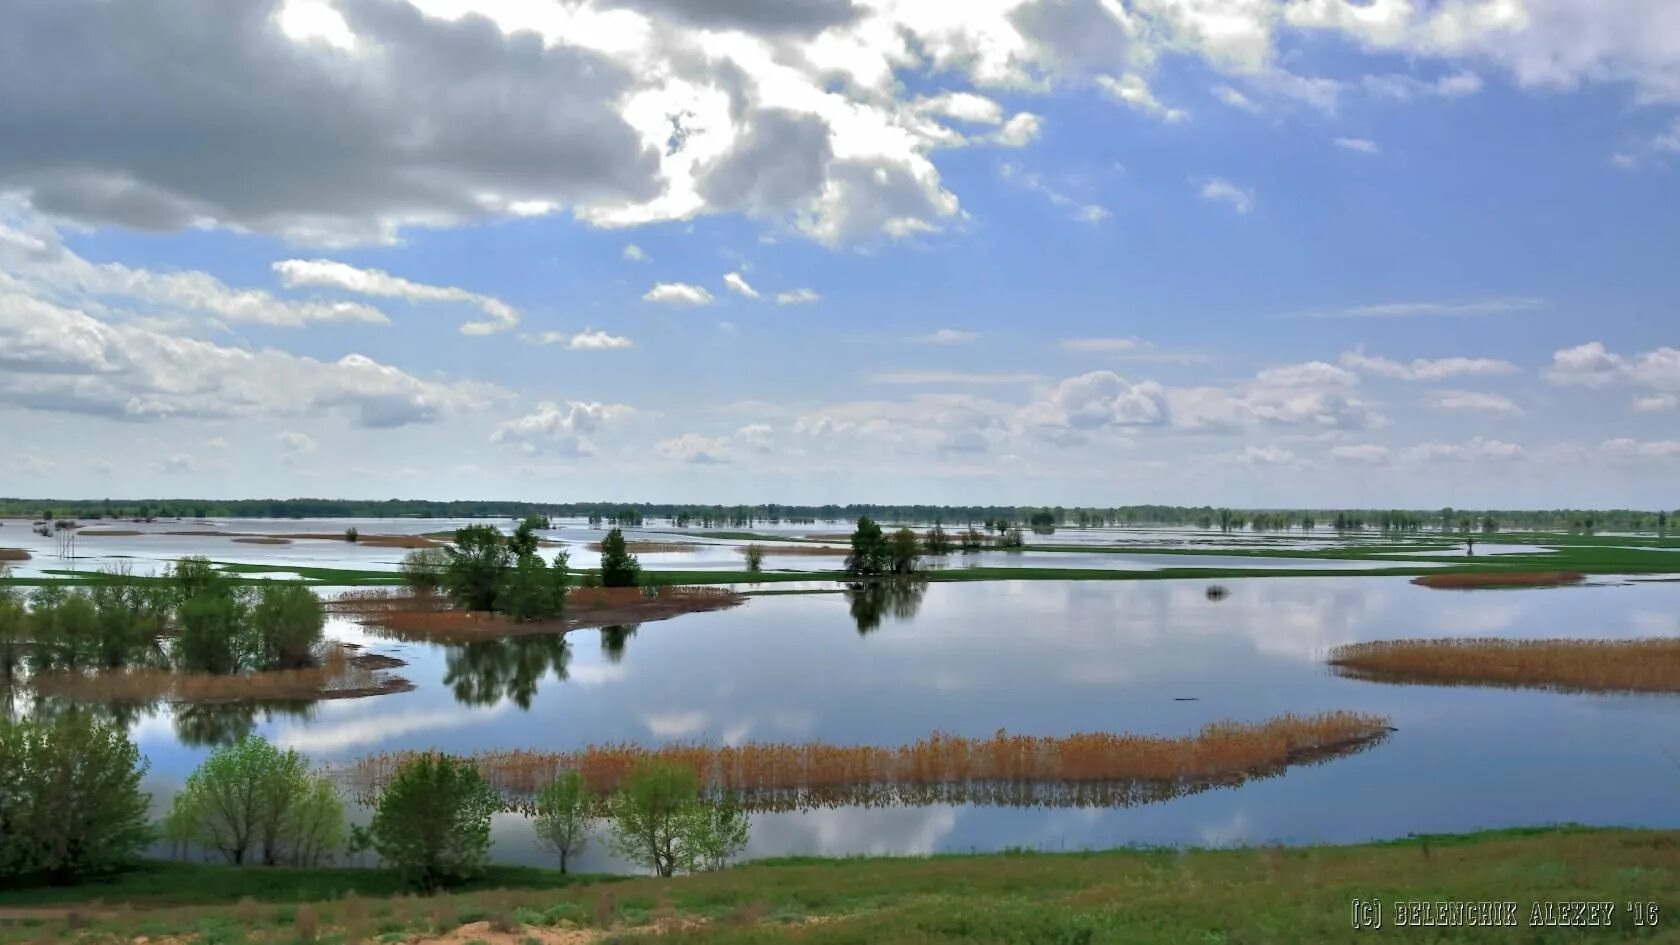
left=0, top=0, right=1677, bottom=509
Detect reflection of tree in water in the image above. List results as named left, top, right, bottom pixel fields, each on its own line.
left=846, top=579, right=928, bottom=635
left=444, top=634, right=570, bottom=709
left=171, top=701, right=313, bottom=748
left=599, top=624, right=639, bottom=664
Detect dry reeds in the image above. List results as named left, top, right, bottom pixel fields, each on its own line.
left=1411, top=571, right=1585, bottom=589
left=738, top=545, right=849, bottom=556
left=232, top=537, right=292, bottom=545
left=341, top=712, right=1391, bottom=813
left=159, top=530, right=440, bottom=548
left=587, top=540, right=698, bottom=553
left=1329, top=637, right=1680, bottom=693
left=340, top=585, right=743, bottom=643
left=26, top=645, right=413, bottom=703
left=0, top=548, right=30, bottom=561
left=76, top=529, right=141, bottom=537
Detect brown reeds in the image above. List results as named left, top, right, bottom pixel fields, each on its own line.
left=587, top=540, right=698, bottom=553
left=1329, top=637, right=1680, bottom=693
left=335, top=586, right=744, bottom=643
left=232, top=537, right=292, bottom=545
left=75, top=529, right=141, bottom=537
left=340, top=712, right=1392, bottom=813
left=26, top=645, right=413, bottom=704
left=159, top=530, right=440, bottom=548
left=1411, top=571, right=1585, bottom=589
left=738, top=544, right=849, bottom=556
left=0, top=548, right=30, bottom=561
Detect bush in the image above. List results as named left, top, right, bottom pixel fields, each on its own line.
left=370, top=753, right=501, bottom=892
left=163, top=735, right=344, bottom=866
left=400, top=547, right=450, bottom=594
left=174, top=590, right=253, bottom=674
left=598, top=529, right=641, bottom=588
left=444, top=525, right=513, bottom=612
left=252, top=584, right=324, bottom=669
left=0, top=712, right=152, bottom=883
left=922, top=525, right=953, bottom=556
left=743, top=545, right=765, bottom=573
left=533, top=770, right=593, bottom=873
left=345, top=527, right=360, bottom=543
left=888, top=527, right=921, bottom=575
left=497, top=552, right=570, bottom=621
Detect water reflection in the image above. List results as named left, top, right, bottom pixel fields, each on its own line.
left=599, top=625, right=639, bottom=664
left=846, top=579, right=928, bottom=634
left=444, top=635, right=570, bottom=709
left=4, top=685, right=314, bottom=748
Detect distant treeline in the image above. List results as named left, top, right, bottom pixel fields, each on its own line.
left=1, top=498, right=1676, bottom=533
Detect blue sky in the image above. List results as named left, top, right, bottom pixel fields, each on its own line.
left=1, top=0, right=1677, bottom=507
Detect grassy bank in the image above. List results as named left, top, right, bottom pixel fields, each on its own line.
left=1, top=827, right=1673, bottom=943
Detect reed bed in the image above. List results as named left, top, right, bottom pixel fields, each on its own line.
left=158, top=530, right=440, bottom=548
left=1411, top=571, right=1584, bottom=589
left=1329, top=637, right=1680, bottom=693
left=25, top=645, right=414, bottom=704
left=0, top=548, right=30, bottom=561
left=738, top=544, right=849, bottom=556
left=586, top=540, right=698, bottom=553
left=341, top=712, right=1391, bottom=813
left=337, top=585, right=743, bottom=643
left=74, top=529, right=141, bottom=537
left=232, top=536, right=292, bottom=545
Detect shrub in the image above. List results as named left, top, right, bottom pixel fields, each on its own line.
left=743, top=545, right=765, bottom=574
left=252, top=584, right=324, bottom=669
left=0, top=712, right=152, bottom=883
left=443, top=525, right=513, bottom=612
left=922, top=524, right=953, bottom=556
left=163, top=735, right=344, bottom=866
left=888, top=527, right=921, bottom=575
left=598, top=529, right=641, bottom=588
left=371, top=753, right=501, bottom=892
left=533, top=770, right=594, bottom=873
left=345, top=527, right=360, bottom=543
left=400, top=547, right=450, bottom=594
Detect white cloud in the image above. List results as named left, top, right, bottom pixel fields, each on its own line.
left=0, top=291, right=495, bottom=426
left=1362, top=71, right=1484, bottom=101
left=1600, top=437, right=1680, bottom=460
left=155, top=454, right=194, bottom=475
left=489, top=401, right=635, bottom=456
left=521, top=331, right=571, bottom=347
left=1633, top=394, right=1679, bottom=413
left=622, top=243, right=647, bottom=262
left=1060, top=337, right=1142, bottom=352
left=868, top=371, right=1039, bottom=385
left=657, top=433, right=733, bottom=464
left=1334, top=137, right=1380, bottom=154
left=1330, top=444, right=1391, bottom=464
left=906, top=328, right=979, bottom=345
left=1212, top=85, right=1261, bottom=112
left=1399, top=437, right=1526, bottom=464
left=1235, top=445, right=1301, bottom=466
left=274, top=259, right=517, bottom=334
left=723, top=272, right=760, bottom=299
left=1095, top=73, right=1188, bottom=122
left=1547, top=342, right=1680, bottom=392
left=643, top=282, right=714, bottom=305
left=276, top=431, right=317, bottom=454
left=1255, top=361, right=1359, bottom=388
left=774, top=288, right=820, bottom=305
left=1424, top=390, right=1525, bottom=417
left=999, top=162, right=1109, bottom=224
left=1300, top=297, right=1543, bottom=318
left=1200, top=178, right=1254, bottom=214
left=1340, top=347, right=1519, bottom=380
left=566, top=329, right=635, bottom=350
left=1021, top=371, right=1171, bottom=436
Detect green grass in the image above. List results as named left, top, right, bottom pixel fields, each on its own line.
left=2, top=828, right=1674, bottom=943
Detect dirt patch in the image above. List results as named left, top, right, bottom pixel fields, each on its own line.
left=333, top=586, right=745, bottom=644
left=232, top=536, right=292, bottom=545
left=1411, top=571, right=1584, bottom=589
left=413, top=920, right=608, bottom=945
left=742, top=544, right=848, bottom=556
left=0, top=548, right=30, bottom=561
left=77, top=529, right=143, bottom=537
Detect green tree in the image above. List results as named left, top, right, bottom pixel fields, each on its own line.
left=86, top=567, right=170, bottom=670
left=443, top=524, right=513, bottom=612
left=743, top=544, right=765, bottom=573
left=0, top=712, right=152, bottom=883
left=370, top=753, right=501, bottom=892
left=598, top=528, right=642, bottom=588
left=681, top=794, right=750, bottom=872
left=170, top=555, right=229, bottom=602
left=163, top=735, right=342, bottom=866
left=26, top=586, right=100, bottom=671
left=174, top=591, right=252, bottom=674
left=344, top=527, right=360, bottom=543
left=251, top=584, right=324, bottom=669
left=607, top=760, right=700, bottom=877
left=497, top=551, right=570, bottom=621
left=533, top=770, right=594, bottom=873
left=888, top=527, right=921, bottom=575
left=0, top=585, right=25, bottom=679
left=922, top=524, right=953, bottom=556
left=845, top=517, right=889, bottom=577
left=400, top=547, right=450, bottom=594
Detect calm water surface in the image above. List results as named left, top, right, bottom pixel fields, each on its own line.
left=106, top=573, right=1680, bottom=870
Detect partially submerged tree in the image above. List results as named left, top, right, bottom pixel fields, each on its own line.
left=845, top=517, right=890, bottom=577
left=251, top=584, right=324, bottom=669
left=443, top=524, right=514, bottom=611
left=370, top=753, right=501, bottom=892
left=533, top=769, right=594, bottom=873
left=743, top=544, right=765, bottom=573
left=400, top=547, right=450, bottom=594
left=598, top=528, right=642, bottom=587
left=888, top=527, right=921, bottom=575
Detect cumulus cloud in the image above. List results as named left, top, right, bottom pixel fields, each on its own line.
left=1599, top=437, right=1680, bottom=460
left=774, top=288, right=819, bottom=305
left=1334, top=137, right=1380, bottom=154
left=0, top=291, right=495, bottom=426
left=1362, top=71, right=1484, bottom=101
left=1423, top=390, right=1525, bottom=417
left=1255, top=361, right=1359, bottom=388
left=1059, top=337, right=1141, bottom=352
left=1330, top=444, right=1391, bottom=464
left=1633, top=393, right=1679, bottom=413
left=489, top=400, right=635, bottom=456
left=643, top=282, right=714, bottom=305
left=1234, top=445, right=1301, bottom=466
left=1095, top=73, right=1188, bottom=122
left=566, top=329, right=635, bottom=350
left=1399, top=437, right=1526, bottom=464
left=276, top=430, right=317, bottom=454
left=906, top=329, right=979, bottom=345
left=1199, top=178, right=1254, bottom=214
left=1340, top=347, right=1519, bottom=381
left=274, top=259, right=517, bottom=334
left=1547, top=342, right=1680, bottom=391
left=621, top=244, right=647, bottom=262
left=722, top=272, right=760, bottom=299
left=1021, top=371, right=1170, bottom=437
left=656, top=433, right=733, bottom=464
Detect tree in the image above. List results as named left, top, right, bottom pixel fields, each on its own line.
left=533, top=770, right=594, bottom=873
left=888, top=527, right=920, bottom=575
left=598, top=528, right=642, bottom=588
left=508, top=519, right=540, bottom=559
left=400, top=547, right=450, bottom=594
left=922, top=524, right=952, bottom=556
left=0, top=712, right=152, bottom=883
left=607, top=760, right=699, bottom=877
left=845, top=517, right=889, bottom=577
left=681, top=795, right=750, bottom=872
left=443, top=525, right=513, bottom=612
left=163, top=735, right=342, bottom=867
left=497, top=551, right=570, bottom=621
left=345, top=527, right=359, bottom=543
left=743, top=544, right=765, bottom=573
left=251, top=584, right=324, bottom=669
left=0, top=584, right=25, bottom=679
left=370, top=753, right=501, bottom=892
left=175, top=590, right=254, bottom=674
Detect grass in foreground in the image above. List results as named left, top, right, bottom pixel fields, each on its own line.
left=1329, top=637, right=1680, bottom=693
left=1, top=827, right=1673, bottom=943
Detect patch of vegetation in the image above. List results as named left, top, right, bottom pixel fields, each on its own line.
left=1330, top=637, right=1680, bottom=693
